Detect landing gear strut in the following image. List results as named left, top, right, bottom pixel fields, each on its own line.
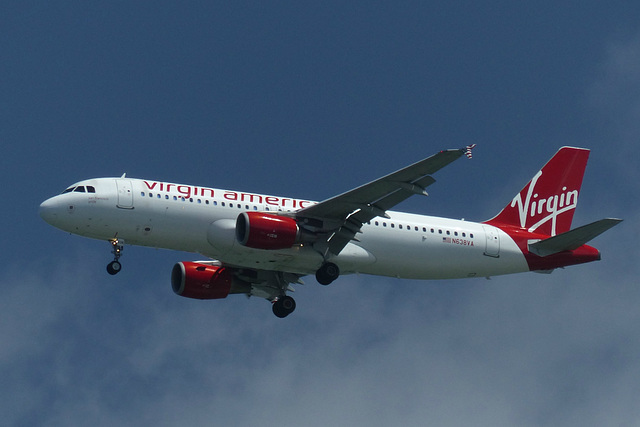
left=316, top=262, right=340, bottom=285
left=272, top=295, right=296, bottom=318
left=107, top=238, right=124, bottom=275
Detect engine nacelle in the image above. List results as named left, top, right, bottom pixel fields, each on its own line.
left=172, top=262, right=246, bottom=300
left=236, top=212, right=300, bottom=250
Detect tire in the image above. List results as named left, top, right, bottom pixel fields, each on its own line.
left=316, top=262, right=340, bottom=285
left=107, top=261, right=121, bottom=275
left=272, top=296, right=296, bottom=318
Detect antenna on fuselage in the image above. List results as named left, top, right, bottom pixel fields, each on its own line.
left=120, top=173, right=127, bottom=178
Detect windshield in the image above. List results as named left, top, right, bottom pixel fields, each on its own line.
left=61, top=185, right=96, bottom=194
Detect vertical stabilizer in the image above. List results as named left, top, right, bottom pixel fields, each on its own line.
left=485, top=147, right=590, bottom=236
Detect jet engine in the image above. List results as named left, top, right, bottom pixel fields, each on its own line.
left=171, top=262, right=249, bottom=299
left=236, top=212, right=300, bottom=250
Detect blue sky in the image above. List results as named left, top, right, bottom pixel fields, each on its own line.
left=2, top=2, right=639, bottom=425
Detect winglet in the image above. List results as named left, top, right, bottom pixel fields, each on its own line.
left=464, top=144, right=477, bottom=159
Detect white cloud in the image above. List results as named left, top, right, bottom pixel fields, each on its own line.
left=3, top=251, right=639, bottom=426
left=6, top=4, right=640, bottom=427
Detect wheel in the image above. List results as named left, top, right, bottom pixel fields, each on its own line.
left=272, top=296, right=296, bottom=318
left=316, top=262, right=340, bottom=285
left=107, top=261, right=121, bottom=275
left=280, top=295, right=296, bottom=313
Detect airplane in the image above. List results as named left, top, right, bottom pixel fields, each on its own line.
left=39, top=146, right=621, bottom=318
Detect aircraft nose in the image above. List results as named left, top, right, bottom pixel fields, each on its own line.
left=39, top=197, right=60, bottom=225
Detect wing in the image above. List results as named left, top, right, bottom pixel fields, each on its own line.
left=296, top=147, right=474, bottom=256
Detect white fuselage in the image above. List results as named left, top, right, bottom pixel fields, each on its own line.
left=39, top=177, right=530, bottom=280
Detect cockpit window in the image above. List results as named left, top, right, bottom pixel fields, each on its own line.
left=62, top=185, right=96, bottom=194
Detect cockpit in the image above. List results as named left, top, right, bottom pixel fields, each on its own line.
left=61, top=185, right=96, bottom=194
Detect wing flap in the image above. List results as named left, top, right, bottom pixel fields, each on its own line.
left=528, top=218, right=622, bottom=257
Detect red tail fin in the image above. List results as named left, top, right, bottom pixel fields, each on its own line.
left=485, top=147, right=590, bottom=236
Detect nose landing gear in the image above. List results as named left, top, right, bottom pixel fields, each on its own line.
left=107, top=238, right=124, bottom=275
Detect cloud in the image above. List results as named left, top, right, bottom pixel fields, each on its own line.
left=3, top=247, right=639, bottom=426
left=6, top=19, right=638, bottom=427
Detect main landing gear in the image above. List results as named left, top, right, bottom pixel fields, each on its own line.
left=271, top=262, right=339, bottom=318
left=272, top=295, right=296, bottom=318
left=106, top=238, right=124, bottom=275
left=316, top=262, right=340, bottom=285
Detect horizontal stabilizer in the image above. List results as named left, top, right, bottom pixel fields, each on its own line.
left=528, top=218, right=622, bottom=257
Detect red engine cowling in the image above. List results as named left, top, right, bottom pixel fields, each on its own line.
left=171, top=262, right=233, bottom=299
left=236, top=212, right=300, bottom=250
